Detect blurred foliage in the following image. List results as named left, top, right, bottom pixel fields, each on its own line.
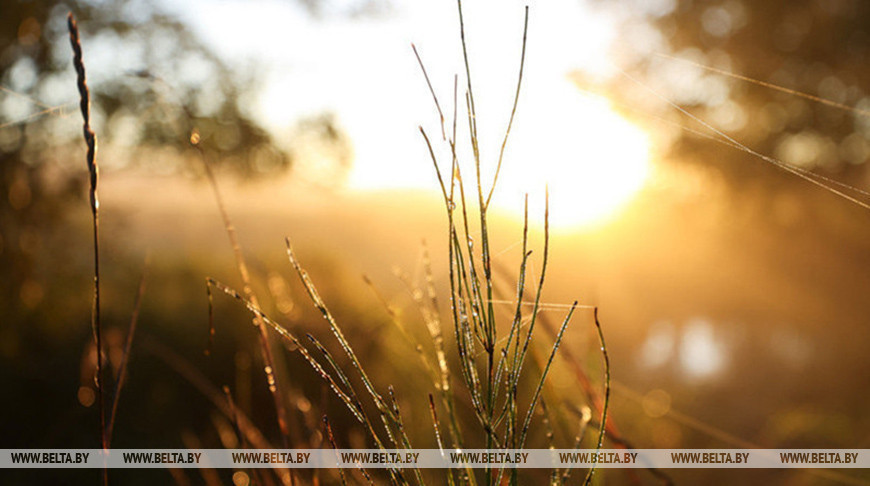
left=287, top=112, right=354, bottom=188
left=0, top=0, right=298, bottom=317
left=591, top=0, right=870, bottom=189
left=299, top=0, right=393, bottom=19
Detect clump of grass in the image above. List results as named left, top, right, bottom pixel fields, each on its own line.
left=62, top=4, right=612, bottom=485
left=205, top=2, right=612, bottom=485
left=417, top=3, right=596, bottom=484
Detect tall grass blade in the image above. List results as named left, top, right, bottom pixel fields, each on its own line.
left=322, top=416, right=349, bottom=486
left=206, top=278, right=367, bottom=427
left=107, top=255, right=150, bottom=446
left=388, top=386, right=427, bottom=486
left=67, top=14, right=107, bottom=485
left=583, top=308, right=611, bottom=486
left=412, top=44, right=447, bottom=140
left=285, top=239, right=392, bottom=416
left=140, top=335, right=293, bottom=486
left=305, top=333, right=389, bottom=450
left=518, top=301, right=577, bottom=448
left=558, top=406, right=592, bottom=484
left=485, top=6, right=528, bottom=210
left=364, top=274, right=440, bottom=385
left=191, top=133, right=292, bottom=451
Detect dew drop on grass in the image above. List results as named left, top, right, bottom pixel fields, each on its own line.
left=264, top=365, right=277, bottom=392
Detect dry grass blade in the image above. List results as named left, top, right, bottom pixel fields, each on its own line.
left=284, top=243, right=416, bottom=484
left=107, top=254, right=150, bottom=446
left=485, top=6, right=528, bottom=210
left=418, top=243, right=467, bottom=452
left=540, top=399, right=559, bottom=485
left=614, top=65, right=870, bottom=212
left=208, top=277, right=410, bottom=486
left=305, top=333, right=386, bottom=444
left=0, top=103, right=71, bottom=129
left=191, top=132, right=292, bottom=451
left=205, top=278, right=215, bottom=356
left=507, top=189, right=550, bottom=407
left=222, top=386, right=247, bottom=448
left=427, top=394, right=446, bottom=453
left=387, top=386, right=426, bottom=486
left=493, top=260, right=626, bottom=451
left=223, top=386, right=266, bottom=486
left=285, top=238, right=392, bottom=418
left=363, top=274, right=440, bottom=385
left=323, top=416, right=349, bottom=486
left=518, top=301, right=577, bottom=449
left=140, top=335, right=293, bottom=486
left=491, top=196, right=530, bottom=405
left=559, top=406, right=592, bottom=484
left=653, top=51, right=870, bottom=118
left=426, top=393, right=459, bottom=485
left=583, top=308, right=611, bottom=486
left=67, top=14, right=107, bottom=484
left=456, top=0, right=477, bottom=143
left=420, top=127, right=449, bottom=202
left=206, top=278, right=369, bottom=428
left=144, top=337, right=274, bottom=448
left=412, top=44, right=446, bottom=140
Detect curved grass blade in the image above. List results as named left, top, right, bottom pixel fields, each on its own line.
left=583, top=308, right=611, bottom=486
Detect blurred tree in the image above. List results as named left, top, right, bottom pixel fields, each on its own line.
left=0, top=0, right=293, bottom=317
left=587, top=0, right=869, bottom=193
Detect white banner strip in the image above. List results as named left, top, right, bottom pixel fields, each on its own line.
left=1, top=449, right=868, bottom=469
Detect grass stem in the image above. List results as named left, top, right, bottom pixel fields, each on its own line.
left=67, top=14, right=107, bottom=485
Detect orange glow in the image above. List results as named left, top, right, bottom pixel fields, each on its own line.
left=492, top=90, right=651, bottom=228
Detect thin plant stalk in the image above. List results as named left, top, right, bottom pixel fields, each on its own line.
left=285, top=239, right=395, bottom=420
left=284, top=242, right=417, bottom=484
left=191, top=137, right=294, bottom=486
left=412, top=43, right=447, bottom=141
left=323, top=416, right=349, bottom=486
left=67, top=14, right=107, bottom=485
left=207, top=277, right=408, bottom=484
left=559, top=406, right=592, bottom=484
left=364, top=274, right=441, bottom=386
left=141, top=335, right=294, bottom=485
left=107, top=255, right=150, bottom=446
left=583, top=308, right=611, bottom=486
left=517, top=301, right=577, bottom=448
left=223, top=386, right=262, bottom=485
left=207, top=279, right=368, bottom=429
left=485, top=7, right=528, bottom=210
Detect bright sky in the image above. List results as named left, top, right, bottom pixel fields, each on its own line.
left=162, top=0, right=652, bottom=227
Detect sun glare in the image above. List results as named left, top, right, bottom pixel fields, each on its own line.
left=201, top=0, right=652, bottom=228
left=492, top=86, right=651, bottom=229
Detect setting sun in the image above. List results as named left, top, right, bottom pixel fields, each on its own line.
left=492, top=87, right=651, bottom=228
left=285, top=0, right=652, bottom=229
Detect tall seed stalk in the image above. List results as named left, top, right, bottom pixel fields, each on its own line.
left=190, top=132, right=295, bottom=486
left=67, top=14, right=107, bottom=486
